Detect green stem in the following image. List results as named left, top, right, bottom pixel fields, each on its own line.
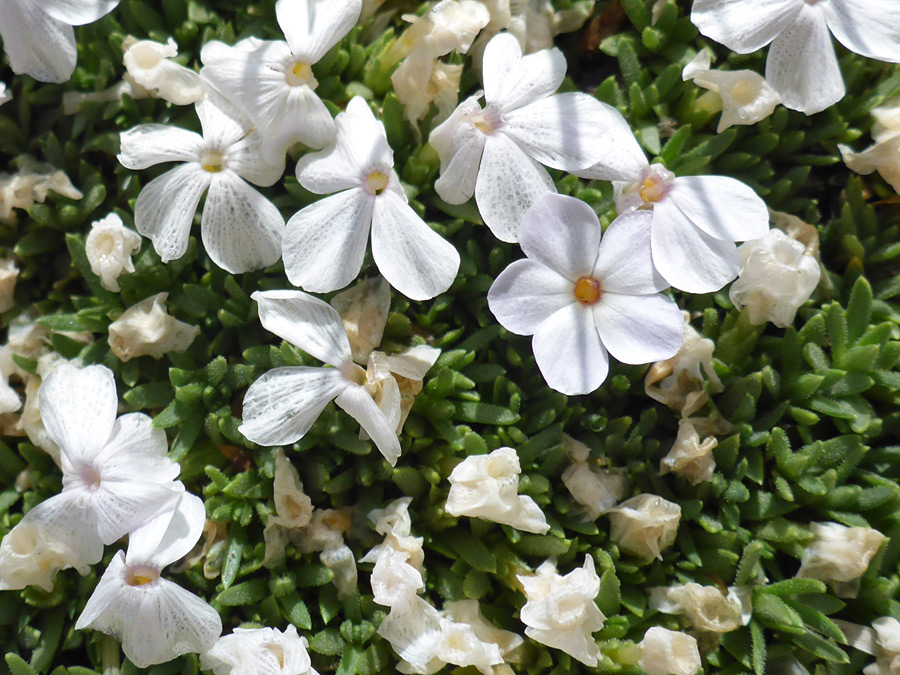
left=101, top=635, right=120, bottom=675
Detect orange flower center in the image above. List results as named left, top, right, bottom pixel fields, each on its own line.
left=574, top=277, right=602, bottom=305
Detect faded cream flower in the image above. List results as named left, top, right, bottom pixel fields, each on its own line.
left=659, top=418, right=717, bottom=485
left=0, top=158, right=82, bottom=224
left=108, top=293, right=200, bottom=362
left=331, top=277, right=391, bottom=364
left=560, top=435, right=628, bottom=520
left=0, top=257, right=19, bottom=313
left=650, top=583, right=752, bottom=633
left=201, top=625, right=318, bottom=675
left=270, top=448, right=312, bottom=529
left=445, top=446, right=549, bottom=534
left=85, top=213, right=142, bottom=292
left=840, top=98, right=900, bottom=193
left=608, top=494, right=681, bottom=560
left=123, top=36, right=206, bottom=105
left=0, top=518, right=77, bottom=591
left=638, top=627, right=701, bottom=675
left=864, top=617, right=900, bottom=675
left=797, top=522, right=886, bottom=598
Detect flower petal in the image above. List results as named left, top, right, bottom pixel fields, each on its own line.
left=334, top=384, right=402, bottom=466
left=667, top=175, right=769, bottom=242
left=532, top=303, right=609, bottom=396
left=475, top=132, right=555, bottom=243
left=487, top=260, right=574, bottom=336
left=276, top=0, right=362, bottom=63
left=94, top=413, right=178, bottom=483
left=134, top=163, right=211, bottom=263
left=283, top=188, right=373, bottom=293
left=570, top=108, right=648, bottom=182
left=253, top=290, right=353, bottom=367
left=32, top=0, right=118, bottom=26
left=691, top=0, right=803, bottom=53
left=118, top=125, right=205, bottom=169
left=201, top=172, right=284, bottom=274
left=819, top=0, right=900, bottom=63
left=518, top=193, right=601, bottom=281
left=765, top=3, right=844, bottom=115
left=196, top=94, right=250, bottom=149
left=91, top=477, right=183, bottom=546
left=593, top=292, right=683, bottom=365
left=370, top=190, right=460, bottom=301
left=482, top=33, right=566, bottom=112
left=129, top=490, right=206, bottom=570
left=593, top=210, right=669, bottom=294
left=75, top=550, right=127, bottom=630
left=650, top=200, right=741, bottom=294
left=40, top=364, right=117, bottom=464
left=261, top=86, right=336, bottom=162
left=227, top=130, right=286, bottom=188
left=240, top=367, right=347, bottom=446
left=503, top=93, right=641, bottom=173
left=434, top=132, right=486, bottom=205
left=0, top=0, right=76, bottom=83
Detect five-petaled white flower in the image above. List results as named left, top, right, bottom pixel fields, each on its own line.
left=76, top=490, right=223, bottom=667
left=691, top=0, right=900, bottom=115
left=0, top=0, right=120, bottom=83
left=284, top=96, right=460, bottom=301
left=488, top=193, right=683, bottom=396
left=201, top=0, right=362, bottom=164
left=118, top=95, right=285, bottom=274
left=429, top=32, right=646, bottom=242
left=239, top=290, right=403, bottom=465
left=608, top=161, right=770, bottom=294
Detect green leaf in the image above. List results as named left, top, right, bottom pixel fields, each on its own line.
left=6, top=654, right=38, bottom=675
left=452, top=402, right=519, bottom=425
left=281, top=594, right=313, bottom=630
left=309, top=628, right=345, bottom=656
left=441, top=529, right=497, bottom=573
left=760, top=579, right=827, bottom=596
left=846, top=277, right=873, bottom=343
left=791, top=631, right=849, bottom=663
left=750, top=621, right=766, bottom=675
left=215, top=578, right=268, bottom=606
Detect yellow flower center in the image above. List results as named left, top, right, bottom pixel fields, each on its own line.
left=639, top=177, right=667, bottom=204
left=470, top=109, right=501, bottom=135
left=200, top=149, right=225, bottom=173
left=126, top=566, right=160, bottom=586
left=365, top=170, right=389, bottom=196
left=286, top=61, right=316, bottom=88
left=730, top=79, right=758, bottom=106
left=574, top=277, right=602, bottom=305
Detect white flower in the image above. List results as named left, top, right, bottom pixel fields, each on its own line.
left=645, top=312, right=723, bottom=417
left=0, top=0, right=120, bottom=83
left=608, top=494, right=681, bottom=560
left=270, top=448, right=312, bottom=529
left=603, top=162, right=770, bottom=294
left=517, top=556, right=605, bottom=666
left=659, top=418, right=717, bottom=485
left=443, top=599, right=523, bottom=661
left=201, top=626, right=318, bottom=675
left=284, top=97, right=459, bottom=301
left=506, top=0, right=593, bottom=54
left=0, top=82, right=10, bottom=106
left=117, top=95, right=285, bottom=273
left=362, top=497, right=425, bottom=570
left=377, top=596, right=445, bottom=673
left=85, top=213, right=141, bottom=292
left=445, top=446, right=549, bottom=533
left=368, top=546, right=425, bottom=609
left=488, top=193, right=683, bottom=395
left=0, top=257, right=19, bottom=313
left=0, top=317, right=45, bottom=417
left=383, top=345, right=441, bottom=434
left=123, top=36, right=206, bottom=105
left=0, top=158, right=83, bottom=225
left=239, top=290, right=403, bottom=465
left=108, top=292, right=200, bottom=361
left=682, top=50, right=780, bottom=132
left=560, top=436, right=628, bottom=520
left=0, top=516, right=78, bottom=591
left=864, top=617, right=900, bottom=675
left=840, top=98, right=900, bottom=194
left=797, top=522, right=886, bottom=598
left=650, top=583, right=752, bottom=633
left=76, top=491, right=223, bottom=667
left=429, top=32, right=646, bottom=242
left=331, top=276, right=392, bottom=364
left=691, top=0, right=900, bottom=115
left=638, top=627, right=701, bottom=675
left=729, top=228, right=820, bottom=327
left=200, top=0, right=361, bottom=163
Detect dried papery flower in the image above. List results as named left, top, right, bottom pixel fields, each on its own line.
left=201, top=625, right=319, bottom=675
left=122, top=36, right=205, bottom=105
left=384, top=345, right=441, bottom=434
left=331, top=277, right=391, bottom=364
left=108, top=293, right=200, bottom=362
left=560, top=435, right=628, bottom=520
left=864, top=617, right=900, bottom=675
left=797, top=522, right=886, bottom=598
left=659, top=418, right=717, bottom=485
left=0, top=158, right=83, bottom=224
left=650, top=583, right=752, bottom=633
left=269, top=449, right=312, bottom=529
left=638, top=627, right=701, bottom=675
left=0, top=257, right=19, bottom=313
left=608, top=494, right=681, bottom=560
left=645, top=312, right=723, bottom=417
left=85, top=213, right=141, bottom=292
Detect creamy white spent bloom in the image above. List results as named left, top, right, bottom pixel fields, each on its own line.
left=682, top=50, right=780, bottom=132
left=517, top=556, right=605, bottom=666
left=863, top=617, right=900, bottom=675
left=507, top=0, right=593, bottom=54
left=608, top=494, right=681, bottom=560
left=729, top=229, right=820, bottom=327
left=123, top=36, right=206, bottom=105
left=331, top=276, right=391, bottom=363
left=361, top=497, right=425, bottom=570
left=108, top=293, right=200, bottom=361
left=1, top=364, right=182, bottom=589
left=85, top=213, right=142, bottom=292
left=0, top=317, right=46, bottom=417
left=201, top=626, right=319, bottom=675
left=840, top=98, right=900, bottom=194
left=600, top=161, right=770, bottom=294
left=650, top=583, right=752, bottom=633
left=0, top=0, right=121, bottom=83
left=0, top=82, right=10, bottom=106
left=270, top=448, right=313, bottom=529
left=201, top=0, right=361, bottom=163
left=659, top=418, right=717, bottom=485
left=285, top=96, right=459, bottom=301
left=0, top=258, right=19, bottom=313
left=240, top=290, right=403, bottom=465
left=488, top=193, right=683, bottom=395
left=429, top=32, right=646, bottom=242
left=76, top=491, right=223, bottom=667
left=0, top=159, right=83, bottom=225
left=383, top=345, right=441, bottom=434
left=797, top=522, right=886, bottom=598
left=445, top=446, right=549, bottom=533
left=560, top=435, right=628, bottom=520
left=691, top=0, right=900, bottom=115
left=638, top=627, right=701, bottom=675
left=118, top=95, right=285, bottom=273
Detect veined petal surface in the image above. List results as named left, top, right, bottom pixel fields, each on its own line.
left=819, top=0, right=900, bottom=63
left=667, top=175, right=769, bottom=242
left=592, top=210, right=668, bottom=295
left=335, top=385, right=402, bottom=466
left=518, top=193, right=601, bottom=281
left=276, top=0, right=362, bottom=64
left=487, top=260, right=574, bottom=336
left=118, top=125, right=205, bottom=169
left=592, top=293, right=683, bottom=365
left=532, top=303, right=609, bottom=396
left=482, top=33, right=566, bottom=112
left=33, top=0, right=119, bottom=25
left=0, top=0, right=76, bottom=83
left=691, top=0, right=803, bottom=53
